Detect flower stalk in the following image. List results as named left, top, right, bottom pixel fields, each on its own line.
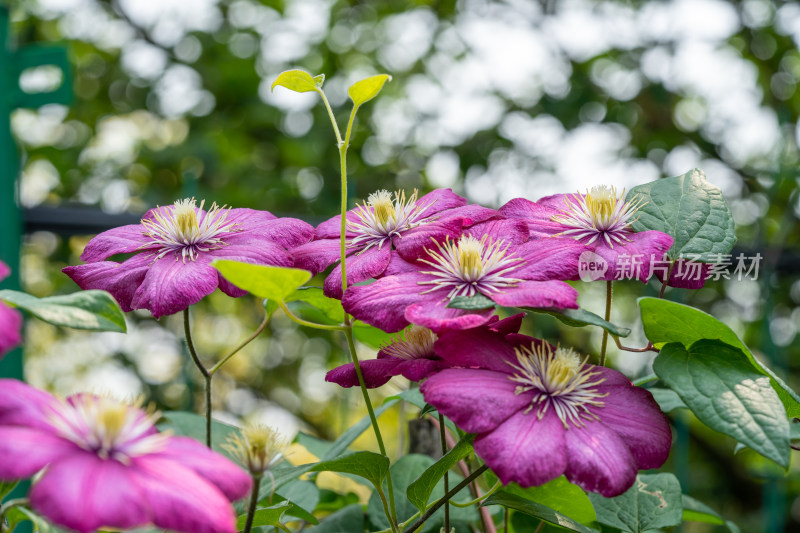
left=599, top=280, right=613, bottom=366
left=242, top=473, right=262, bottom=533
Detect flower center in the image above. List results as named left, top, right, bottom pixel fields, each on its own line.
left=418, top=235, right=523, bottom=299
left=551, top=185, right=644, bottom=248
left=347, top=189, right=430, bottom=252
left=383, top=325, right=437, bottom=360
left=507, top=344, right=606, bottom=428
left=223, top=424, right=286, bottom=475
left=141, top=198, right=239, bottom=262
left=48, top=396, right=168, bottom=463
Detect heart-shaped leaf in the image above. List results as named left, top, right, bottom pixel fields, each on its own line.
left=588, top=473, right=682, bottom=532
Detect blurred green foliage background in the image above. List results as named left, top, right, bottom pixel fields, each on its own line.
left=3, top=0, right=800, bottom=530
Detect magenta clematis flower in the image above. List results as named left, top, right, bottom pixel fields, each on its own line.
left=0, top=379, right=251, bottom=533
left=292, top=188, right=498, bottom=298
left=341, top=221, right=587, bottom=333
left=0, top=261, right=22, bottom=358
left=63, top=198, right=314, bottom=318
left=420, top=327, right=671, bottom=497
left=500, top=186, right=673, bottom=283
left=326, top=314, right=526, bottom=388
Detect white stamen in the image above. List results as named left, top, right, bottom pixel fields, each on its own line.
left=382, top=325, right=437, bottom=360
left=347, top=189, right=433, bottom=252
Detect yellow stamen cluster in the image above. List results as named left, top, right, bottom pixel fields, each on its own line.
left=349, top=189, right=426, bottom=252
left=224, top=424, right=287, bottom=475
left=383, top=325, right=437, bottom=360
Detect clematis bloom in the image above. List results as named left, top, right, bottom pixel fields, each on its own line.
left=0, top=261, right=22, bottom=358
left=420, top=327, right=671, bottom=497
left=0, top=379, right=251, bottom=533
left=63, top=198, right=314, bottom=318
left=500, top=186, right=673, bottom=283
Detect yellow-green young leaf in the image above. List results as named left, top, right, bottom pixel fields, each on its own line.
left=271, top=69, right=321, bottom=93
left=212, top=260, right=311, bottom=301
left=348, top=74, right=391, bottom=106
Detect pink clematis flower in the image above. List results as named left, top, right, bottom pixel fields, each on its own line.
left=500, top=186, right=673, bottom=283
left=0, top=261, right=22, bottom=358
left=341, top=221, right=587, bottom=333
left=420, top=327, right=671, bottom=497
left=292, top=188, right=498, bottom=298
left=63, top=198, right=314, bottom=318
left=0, top=379, right=251, bottom=533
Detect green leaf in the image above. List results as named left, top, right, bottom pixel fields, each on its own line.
left=307, top=503, right=364, bottom=532
left=628, top=168, right=736, bottom=261
left=273, top=480, right=320, bottom=524
left=262, top=463, right=317, bottom=495
left=482, top=491, right=598, bottom=533
left=310, top=451, right=389, bottom=489
left=681, top=495, right=724, bottom=526
left=6, top=507, right=72, bottom=532
left=287, top=287, right=345, bottom=323
left=654, top=340, right=790, bottom=467
left=271, top=69, right=322, bottom=93
left=525, top=307, right=631, bottom=337
left=236, top=501, right=291, bottom=530
left=0, top=480, right=18, bottom=502
left=157, top=411, right=239, bottom=461
left=212, top=260, right=311, bottom=301
left=639, top=297, right=800, bottom=417
left=352, top=321, right=393, bottom=349
left=587, top=473, right=682, bottom=532
left=0, top=289, right=126, bottom=333
left=447, top=294, right=496, bottom=310
left=407, top=434, right=475, bottom=513
left=325, top=398, right=399, bottom=460
left=348, top=74, right=391, bottom=106
left=486, top=475, right=597, bottom=526
left=648, top=388, right=687, bottom=413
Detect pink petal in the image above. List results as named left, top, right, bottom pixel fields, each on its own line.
left=595, top=230, right=674, bottom=283
left=0, top=379, right=59, bottom=430
left=155, top=437, right=252, bottom=501
left=415, top=188, right=467, bottom=218
left=291, top=239, right=344, bottom=275
left=30, top=453, right=149, bottom=533
left=0, top=427, right=77, bottom=479
left=421, top=368, right=532, bottom=434
left=474, top=409, right=567, bottom=487
left=436, top=205, right=499, bottom=227
left=132, top=456, right=241, bottom=533
left=324, top=246, right=392, bottom=299
left=513, top=238, right=588, bottom=281
left=316, top=211, right=361, bottom=239
left=224, top=207, right=276, bottom=224
left=63, top=253, right=153, bottom=312
left=433, top=327, right=519, bottom=373
left=209, top=239, right=294, bottom=298
left=326, top=358, right=400, bottom=389
left=465, top=219, right=530, bottom=245
left=342, top=273, right=433, bottom=333
left=489, top=313, right=525, bottom=336
left=0, top=302, right=22, bottom=358
left=393, top=219, right=464, bottom=263
left=0, top=260, right=10, bottom=280
left=230, top=211, right=314, bottom=250
left=489, top=280, right=579, bottom=310
left=79, top=224, right=150, bottom=262
left=382, top=253, right=420, bottom=276
left=405, top=299, right=494, bottom=333
left=131, top=255, right=219, bottom=318
left=395, top=359, right=444, bottom=382
left=498, top=198, right=565, bottom=238
left=657, top=258, right=711, bottom=289
left=563, top=418, right=638, bottom=497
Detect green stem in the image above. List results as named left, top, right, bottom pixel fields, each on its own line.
left=449, top=480, right=502, bottom=508
left=209, top=311, right=272, bottom=376
left=242, top=474, right=263, bottom=533
left=403, top=465, right=489, bottom=533
left=338, top=104, right=358, bottom=295
left=183, top=308, right=212, bottom=447
left=504, top=507, right=509, bottom=533
left=315, top=89, right=343, bottom=146
left=599, top=280, right=612, bottom=367
left=0, top=498, right=29, bottom=533
left=278, top=301, right=346, bottom=331
left=438, top=413, right=450, bottom=532
left=659, top=261, right=675, bottom=299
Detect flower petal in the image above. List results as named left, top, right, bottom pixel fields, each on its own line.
left=326, top=358, right=400, bottom=389
left=489, top=313, right=524, bottom=336
left=0, top=302, right=22, bottom=358
left=474, top=409, right=567, bottom=487
left=30, top=453, right=149, bottom=533
left=291, top=239, right=344, bottom=275
left=131, top=256, right=219, bottom=318
left=324, top=246, right=392, bottom=299
left=395, top=359, right=443, bottom=382
left=0, top=379, right=59, bottom=430
left=209, top=239, right=295, bottom=297
left=595, top=230, right=674, bottom=282
left=227, top=211, right=313, bottom=250
left=316, top=211, right=361, bottom=239
left=488, top=280, right=579, bottom=310
left=498, top=198, right=565, bottom=238
left=512, top=238, right=587, bottom=281
left=79, top=224, right=150, bottom=262
left=433, top=327, right=518, bottom=373
left=0, top=260, right=9, bottom=280
left=415, top=188, right=467, bottom=218
left=0, top=427, right=77, bottom=479
left=393, top=219, right=464, bottom=264
left=657, top=258, right=711, bottom=289
left=342, top=273, right=433, bottom=333
left=63, top=253, right=153, bottom=312
left=405, top=299, right=494, bottom=333
left=421, top=368, right=532, bottom=434
left=436, top=205, right=499, bottom=227
left=154, top=437, right=252, bottom=501
left=465, top=219, right=529, bottom=245
left=563, top=419, right=638, bottom=497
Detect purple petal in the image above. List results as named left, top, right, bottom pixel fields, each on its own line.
left=395, top=359, right=444, bottom=382
left=657, top=258, right=711, bottom=289
left=316, top=211, right=361, bottom=239
left=155, top=437, right=252, bottom=501
left=131, top=456, right=240, bottom=533
left=474, top=409, right=566, bottom=487
left=342, top=273, right=433, bottom=333
left=131, top=256, right=219, bottom=318
left=513, top=238, right=588, bottom=281
left=0, top=379, right=59, bottom=430
left=433, top=327, right=519, bottom=373
left=30, top=453, right=149, bottom=533
left=592, top=384, right=672, bottom=470
left=0, top=260, right=9, bottom=280
left=63, top=253, right=153, bottom=312
left=594, top=230, right=674, bottom=283
left=0, top=427, right=77, bottom=479
left=436, top=205, right=499, bottom=227
left=291, top=239, right=344, bottom=275
left=326, top=358, right=401, bottom=389
left=563, top=418, right=638, bottom=497
left=230, top=211, right=314, bottom=250
left=393, top=219, right=464, bottom=263
left=324, top=246, right=392, bottom=299
left=498, top=198, right=565, bottom=238
left=0, top=302, right=22, bottom=358
left=224, top=207, right=276, bottom=223
left=79, top=224, right=150, bottom=262
left=405, top=299, right=494, bottom=333
left=465, top=219, right=530, bottom=245
left=415, top=188, right=467, bottom=218
left=382, top=253, right=420, bottom=276
left=489, top=280, right=579, bottom=310
left=209, top=238, right=294, bottom=298
left=590, top=365, right=638, bottom=387
left=421, top=368, right=532, bottom=434
left=489, top=313, right=524, bottom=336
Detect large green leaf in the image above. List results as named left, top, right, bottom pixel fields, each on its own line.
left=482, top=491, right=597, bottom=533
left=307, top=504, right=364, bottom=532
left=640, top=297, right=800, bottom=418
left=310, top=451, right=389, bottom=489
left=348, top=74, right=391, bottom=106
left=271, top=69, right=324, bottom=93
left=0, top=289, right=126, bottom=333
left=407, top=434, right=475, bottom=513
left=588, top=473, right=682, bottom=532
left=654, top=340, right=790, bottom=467
left=648, top=388, right=687, bottom=413
left=681, top=495, right=725, bottom=526
left=235, top=501, right=291, bottom=530
left=628, top=168, right=736, bottom=261
left=486, top=475, right=597, bottom=526
left=287, top=287, right=345, bottom=323
left=157, top=411, right=239, bottom=460
left=273, top=480, right=320, bottom=524
left=526, top=307, right=631, bottom=337
left=212, top=260, right=311, bottom=301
